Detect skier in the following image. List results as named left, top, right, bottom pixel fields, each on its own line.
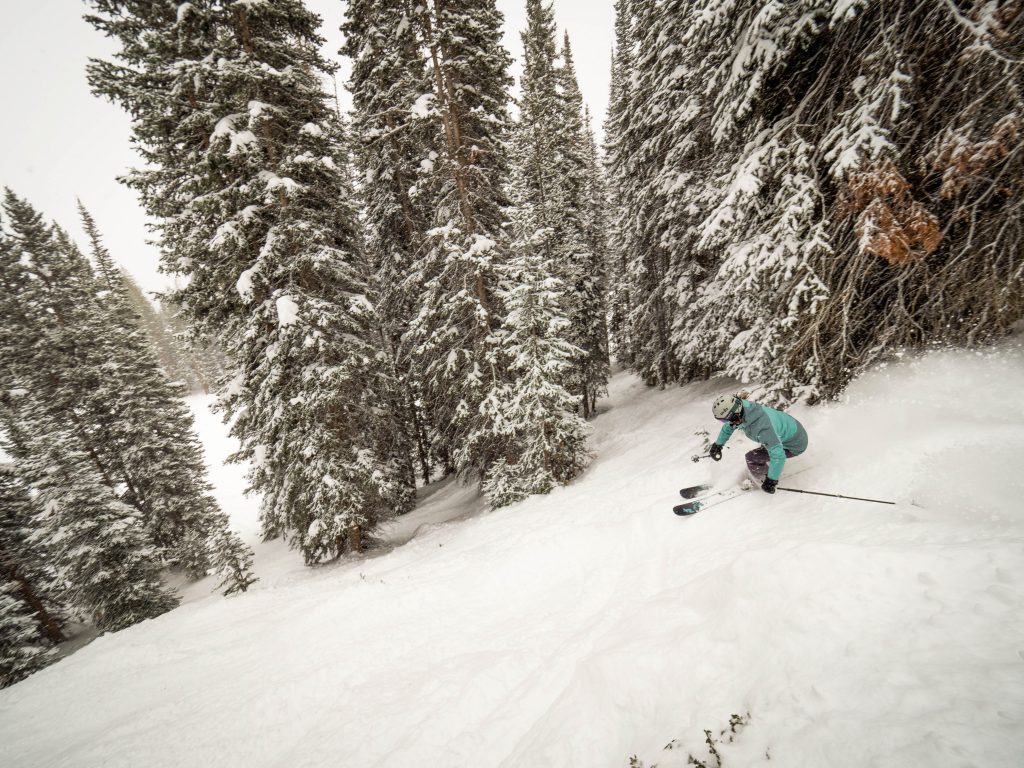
left=708, top=394, right=808, bottom=494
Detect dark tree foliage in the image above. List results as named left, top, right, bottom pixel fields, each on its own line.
left=606, top=0, right=1024, bottom=402
left=87, top=0, right=411, bottom=562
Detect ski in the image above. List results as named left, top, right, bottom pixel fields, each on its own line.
left=679, top=483, right=712, bottom=499
left=673, top=487, right=749, bottom=516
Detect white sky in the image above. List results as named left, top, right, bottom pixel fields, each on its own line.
left=0, top=0, right=614, bottom=296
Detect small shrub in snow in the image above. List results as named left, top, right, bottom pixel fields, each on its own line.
left=628, top=712, right=752, bottom=768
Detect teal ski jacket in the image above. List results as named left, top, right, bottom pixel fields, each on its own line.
left=715, top=400, right=808, bottom=481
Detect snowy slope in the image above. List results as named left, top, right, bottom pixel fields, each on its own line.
left=2, top=345, right=1024, bottom=767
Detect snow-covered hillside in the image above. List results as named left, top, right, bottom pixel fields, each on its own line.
left=2, top=345, right=1024, bottom=767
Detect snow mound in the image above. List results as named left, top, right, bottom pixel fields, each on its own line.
left=2, top=344, right=1023, bottom=768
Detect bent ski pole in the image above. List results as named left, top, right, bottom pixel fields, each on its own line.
left=777, top=486, right=895, bottom=505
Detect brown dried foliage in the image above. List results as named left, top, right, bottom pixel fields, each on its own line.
left=972, top=0, right=1023, bottom=42
left=928, top=114, right=1022, bottom=199
left=841, top=160, right=942, bottom=266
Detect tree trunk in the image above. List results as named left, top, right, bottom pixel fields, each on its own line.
left=347, top=524, right=362, bottom=554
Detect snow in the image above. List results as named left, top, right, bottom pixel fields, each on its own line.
left=467, top=234, right=497, bottom=257
left=209, top=114, right=258, bottom=155
left=235, top=266, right=256, bottom=302
left=209, top=220, right=239, bottom=248
left=831, top=0, right=870, bottom=24
left=257, top=170, right=301, bottom=195
left=275, top=295, right=299, bottom=327
left=226, top=129, right=257, bottom=155
left=411, top=92, right=435, bottom=118
left=175, top=2, right=194, bottom=24
left=2, top=345, right=1024, bottom=767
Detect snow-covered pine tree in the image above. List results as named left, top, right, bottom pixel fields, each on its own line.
left=117, top=269, right=207, bottom=392
left=0, top=462, right=63, bottom=689
left=403, top=0, right=521, bottom=482
left=1, top=197, right=172, bottom=617
left=475, top=1, right=592, bottom=507
left=618, top=0, right=684, bottom=388
left=0, top=578, right=53, bottom=689
left=482, top=244, right=591, bottom=507
left=87, top=1, right=411, bottom=562
left=2, top=192, right=254, bottom=594
left=77, top=203, right=255, bottom=592
left=0, top=191, right=128, bottom=490
left=790, top=0, right=1024, bottom=394
left=679, top=133, right=832, bottom=403
left=343, top=0, right=438, bottom=485
left=0, top=322, right=178, bottom=635
left=507, top=0, right=573, bottom=356
left=558, top=35, right=609, bottom=417
left=514, top=6, right=608, bottom=419
left=156, top=298, right=230, bottom=394
left=602, top=0, right=638, bottom=370
left=607, top=0, right=1023, bottom=402
left=15, top=395, right=180, bottom=632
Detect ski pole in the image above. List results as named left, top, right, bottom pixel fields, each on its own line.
left=691, top=446, right=729, bottom=463
left=777, top=486, right=895, bottom=505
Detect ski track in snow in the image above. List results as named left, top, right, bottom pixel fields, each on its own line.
left=2, top=346, right=1024, bottom=767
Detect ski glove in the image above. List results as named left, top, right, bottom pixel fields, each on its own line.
left=709, top=443, right=723, bottom=461
left=761, top=477, right=777, bottom=494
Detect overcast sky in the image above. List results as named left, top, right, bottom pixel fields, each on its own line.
left=0, top=1, right=614, bottom=296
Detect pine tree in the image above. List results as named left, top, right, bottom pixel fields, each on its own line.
left=603, top=0, right=637, bottom=369
left=507, top=2, right=610, bottom=419
left=17, top=401, right=180, bottom=632
left=509, top=1, right=584, bottom=400
left=2, top=192, right=254, bottom=597
left=606, top=0, right=1023, bottom=402
left=403, top=0, right=521, bottom=481
left=465, top=1, right=592, bottom=506
left=482, top=248, right=591, bottom=508
left=76, top=203, right=255, bottom=591
left=558, top=36, right=610, bottom=416
left=0, top=580, right=53, bottom=689
left=117, top=270, right=204, bottom=392
left=1, top=194, right=180, bottom=635
left=87, top=0, right=411, bottom=562
left=0, top=463, right=63, bottom=689
left=0, top=361, right=178, bottom=634
left=0, top=191, right=126, bottom=488
left=347, top=0, right=593, bottom=504
left=156, top=297, right=230, bottom=394
left=343, top=0, right=438, bottom=485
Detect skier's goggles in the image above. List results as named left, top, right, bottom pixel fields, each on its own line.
left=716, top=405, right=742, bottom=423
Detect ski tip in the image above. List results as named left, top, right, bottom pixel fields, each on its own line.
left=673, top=503, right=699, bottom=516
left=678, top=484, right=712, bottom=499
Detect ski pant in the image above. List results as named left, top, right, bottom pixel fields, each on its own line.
left=746, top=446, right=803, bottom=482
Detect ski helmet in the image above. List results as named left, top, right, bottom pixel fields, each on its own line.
left=712, top=394, right=742, bottom=422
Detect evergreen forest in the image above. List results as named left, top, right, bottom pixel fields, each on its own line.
left=2, top=0, right=1021, bottom=690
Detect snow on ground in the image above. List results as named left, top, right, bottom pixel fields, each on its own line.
left=2, top=344, right=1024, bottom=767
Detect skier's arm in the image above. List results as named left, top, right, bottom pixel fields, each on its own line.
left=714, top=423, right=735, bottom=447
